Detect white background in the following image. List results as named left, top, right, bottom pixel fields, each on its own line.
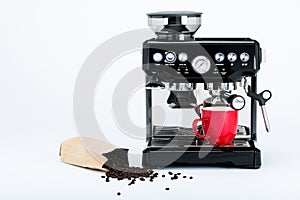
left=1, top=0, right=300, bottom=199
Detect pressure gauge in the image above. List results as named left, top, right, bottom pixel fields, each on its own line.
left=191, top=56, right=211, bottom=74
left=228, top=94, right=246, bottom=110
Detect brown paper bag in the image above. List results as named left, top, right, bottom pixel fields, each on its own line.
left=59, top=137, right=118, bottom=172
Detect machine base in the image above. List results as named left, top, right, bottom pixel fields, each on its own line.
left=142, top=126, right=261, bottom=169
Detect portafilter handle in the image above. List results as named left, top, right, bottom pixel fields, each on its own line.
left=227, top=94, right=246, bottom=111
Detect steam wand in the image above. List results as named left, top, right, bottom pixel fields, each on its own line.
left=244, top=78, right=272, bottom=132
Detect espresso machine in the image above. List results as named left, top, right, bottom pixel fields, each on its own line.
left=142, top=11, right=271, bottom=169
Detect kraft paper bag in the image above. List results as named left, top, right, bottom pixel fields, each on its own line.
left=59, top=137, right=118, bottom=172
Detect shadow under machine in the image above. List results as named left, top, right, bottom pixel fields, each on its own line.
left=142, top=11, right=272, bottom=169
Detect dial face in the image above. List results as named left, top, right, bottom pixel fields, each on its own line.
left=153, top=52, right=163, bottom=62
left=240, top=52, right=250, bottom=62
left=227, top=52, right=237, bottom=62
left=178, top=52, right=188, bottom=62
left=231, top=96, right=245, bottom=110
left=192, top=56, right=211, bottom=74
left=215, top=52, right=225, bottom=62
left=165, top=52, right=176, bottom=63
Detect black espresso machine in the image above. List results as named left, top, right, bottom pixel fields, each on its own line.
left=142, top=11, right=272, bottom=169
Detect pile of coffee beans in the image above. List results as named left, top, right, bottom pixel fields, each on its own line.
left=104, top=166, right=154, bottom=182
left=101, top=148, right=194, bottom=196
left=102, top=148, right=155, bottom=184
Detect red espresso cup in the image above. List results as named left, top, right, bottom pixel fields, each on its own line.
left=192, top=106, right=238, bottom=145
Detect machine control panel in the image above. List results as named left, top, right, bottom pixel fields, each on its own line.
left=143, top=38, right=261, bottom=82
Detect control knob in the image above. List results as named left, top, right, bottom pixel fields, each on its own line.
left=153, top=52, right=163, bottom=62
left=240, top=52, right=250, bottom=62
left=165, top=52, right=177, bottom=63
left=178, top=52, right=188, bottom=62
left=215, top=52, right=225, bottom=62
left=227, top=52, right=237, bottom=62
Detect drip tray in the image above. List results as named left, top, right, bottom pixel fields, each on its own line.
left=144, top=126, right=260, bottom=169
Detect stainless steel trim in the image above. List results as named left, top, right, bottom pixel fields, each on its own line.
left=147, top=40, right=255, bottom=44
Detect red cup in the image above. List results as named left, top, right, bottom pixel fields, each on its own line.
left=192, top=106, right=238, bottom=145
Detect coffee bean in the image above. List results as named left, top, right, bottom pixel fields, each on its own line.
left=177, top=173, right=181, bottom=175
left=140, top=178, right=145, bottom=181
left=183, top=176, right=187, bottom=178
left=117, top=192, right=121, bottom=196
left=162, top=175, right=165, bottom=177
left=101, top=175, right=105, bottom=178
left=189, top=176, right=193, bottom=179
left=168, top=172, right=173, bottom=175
left=128, top=180, right=135, bottom=186
left=165, top=188, right=170, bottom=191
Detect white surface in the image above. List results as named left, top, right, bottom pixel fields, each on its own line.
left=1, top=0, right=300, bottom=199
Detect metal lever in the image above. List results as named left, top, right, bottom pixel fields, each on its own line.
left=247, top=89, right=272, bottom=132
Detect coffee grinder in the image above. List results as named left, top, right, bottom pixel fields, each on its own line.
left=142, top=11, right=271, bottom=169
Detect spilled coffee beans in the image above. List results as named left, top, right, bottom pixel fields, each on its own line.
left=101, top=148, right=194, bottom=196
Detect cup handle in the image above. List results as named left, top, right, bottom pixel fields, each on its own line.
left=192, top=118, right=206, bottom=139
left=194, top=103, right=203, bottom=117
